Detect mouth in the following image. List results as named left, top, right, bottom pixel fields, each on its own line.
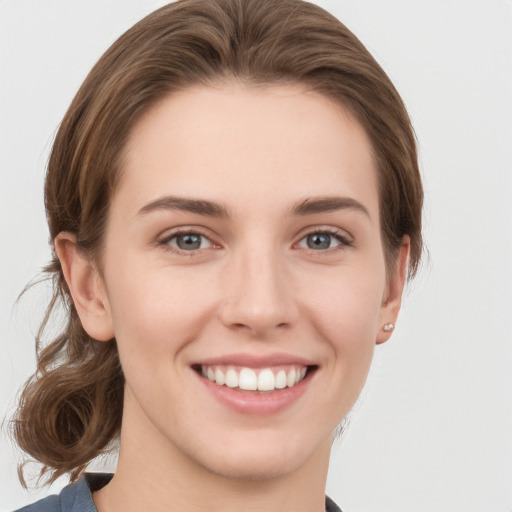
left=192, top=364, right=317, bottom=395
left=191, top=354, right=318, bottom=414
left=192, top=364, right=317, bottom=393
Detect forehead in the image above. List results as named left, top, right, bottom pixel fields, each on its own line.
left=117, top=82, right=379, bottom=219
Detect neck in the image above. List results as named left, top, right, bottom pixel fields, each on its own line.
left=93, top=391, right=331, bottom=512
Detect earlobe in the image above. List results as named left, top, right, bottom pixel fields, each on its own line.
left=54, top=232, right=115, bottom=342
left=376, top=236, right=411, bottom=345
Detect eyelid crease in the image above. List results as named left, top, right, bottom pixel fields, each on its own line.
left=296, top=225, right=354, bottom=243
left=156, top=224, right=217, bottom=241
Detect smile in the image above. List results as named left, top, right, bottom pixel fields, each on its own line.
left=200, top=365, right=308, bottom=392
left=192, top=355, right=317, bottom=414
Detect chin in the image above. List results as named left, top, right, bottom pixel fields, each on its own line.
left=200, top=450, right=304, bottom=482
left=183, top=427, right=331, bottom=482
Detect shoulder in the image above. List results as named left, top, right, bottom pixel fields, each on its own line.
left=14, top=494, right=61, bottom=512
left=326, top=495, right=343, bottom=512
left=15, top=476, right=340, bottom=512
left=13, top=474, right=113, bottom=512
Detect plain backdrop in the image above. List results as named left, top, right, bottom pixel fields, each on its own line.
left=1, top=1, right=511, bottom=511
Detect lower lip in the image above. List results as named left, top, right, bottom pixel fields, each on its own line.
left=197, top=371, right=313, bottom=415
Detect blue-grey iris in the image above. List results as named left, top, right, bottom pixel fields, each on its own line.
left=176, top=234, right=202, bottom=250
left=307, top=233, right=331, bottom=250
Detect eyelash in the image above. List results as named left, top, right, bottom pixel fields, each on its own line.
left=157, top=227, right=353, bottom=256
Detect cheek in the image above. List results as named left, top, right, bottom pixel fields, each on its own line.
left=299, top=261, right=385, bottom=332
left=298, top=263, right=384, bottom=376
left=105, top=265, right=216, bottom=360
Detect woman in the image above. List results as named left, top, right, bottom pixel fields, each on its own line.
left=12, top=0, right=422, bottom=510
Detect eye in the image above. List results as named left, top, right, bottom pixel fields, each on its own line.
left=160, top=231, right=214, bottom=252
left=297, top=230, right=352, bottom=251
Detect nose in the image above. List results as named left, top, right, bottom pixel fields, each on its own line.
left=218, top=246, right=299, bottom=337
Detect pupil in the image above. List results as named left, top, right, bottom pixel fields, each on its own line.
left=308, top=233, right=330, bottom=250
left=177, top=234, right=201, bottom=250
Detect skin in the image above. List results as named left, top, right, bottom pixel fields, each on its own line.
left=56, top=82, right=409, bottom=512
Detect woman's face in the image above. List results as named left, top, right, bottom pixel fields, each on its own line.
left=91, top=83, right=406, bottom=480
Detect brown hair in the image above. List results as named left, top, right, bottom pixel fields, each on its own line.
left=13, top=0, right=423, bottom=486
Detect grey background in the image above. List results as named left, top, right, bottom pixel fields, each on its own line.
left=1, top=1, right=511, bottom=510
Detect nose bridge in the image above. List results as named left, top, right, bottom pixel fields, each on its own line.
left=219, top=239, right=297, bottom=335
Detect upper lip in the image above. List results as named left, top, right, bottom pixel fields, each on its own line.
left=193, top=352, right=317, bottom=368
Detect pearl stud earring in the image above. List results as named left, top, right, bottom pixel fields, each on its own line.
left=382, top=323, right=395, bottom=332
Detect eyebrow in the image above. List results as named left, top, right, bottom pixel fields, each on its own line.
left=137, top=194, right=370, bottom=219
left=138, top=196, right=229, bottom=218
left=290, top=196, right=371, bottom=218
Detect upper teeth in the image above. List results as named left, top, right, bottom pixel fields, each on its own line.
left=201, top=365, right=307, bottom=391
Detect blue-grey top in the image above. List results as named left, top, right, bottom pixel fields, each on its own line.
left=14, top=473, right=342, bottom=512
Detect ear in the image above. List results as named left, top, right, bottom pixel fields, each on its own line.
left=376, top=236, right=411, bottom=344
left=54, top=232, right=114, bottom=342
